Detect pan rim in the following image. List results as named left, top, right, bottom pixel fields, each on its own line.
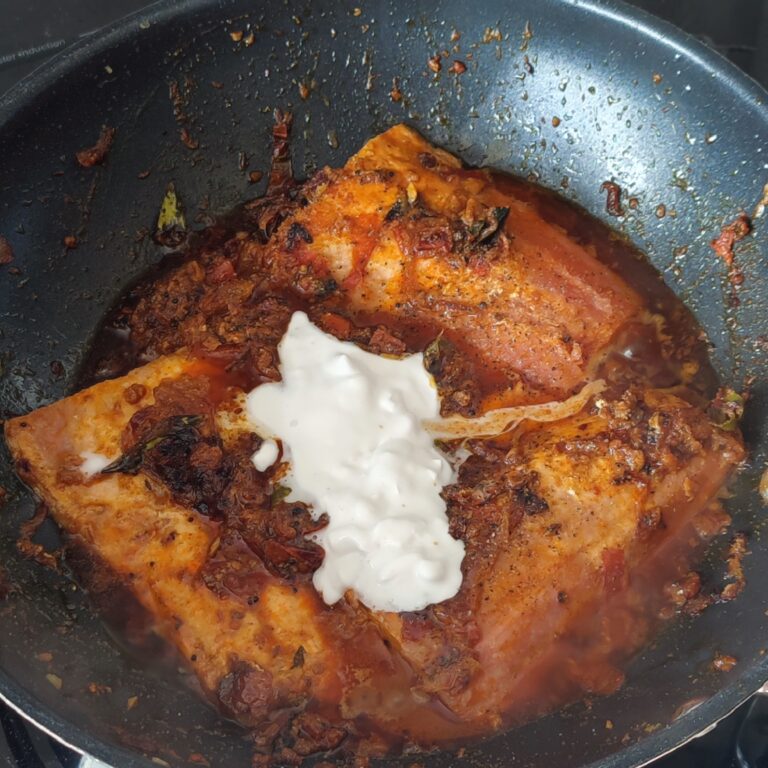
left=2, top=0, right=767, bottom=125
left=0, top=1, right=767, bottom=767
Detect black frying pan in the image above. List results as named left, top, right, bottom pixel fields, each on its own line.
left=0, top=1, right=766, bottom=766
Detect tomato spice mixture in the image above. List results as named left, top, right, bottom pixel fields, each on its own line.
left=5, top=119, right=745, bottom=765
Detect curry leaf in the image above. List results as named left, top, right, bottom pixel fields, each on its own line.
left=154, top=182, right=188, bottom=248
left=101, top=415, right=203, bottom=475
left=475, top=206, right=510, bottom=245
left=270, top=483, right=292, bottom=507
left=423, top=333, right=445, bottom=376
left=708, top=388, right=745, bottom=432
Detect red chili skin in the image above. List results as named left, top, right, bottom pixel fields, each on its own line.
left=600, top=181, right=624, bottom=217
left=602, top=547, right=626, bottom=593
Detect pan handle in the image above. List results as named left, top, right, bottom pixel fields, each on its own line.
left=735, top=683, right=768, bottom=768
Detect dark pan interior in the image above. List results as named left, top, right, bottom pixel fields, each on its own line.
left=0, top=1, right=767, bottom=767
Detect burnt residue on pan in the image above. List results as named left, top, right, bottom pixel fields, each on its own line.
left=0, top=2, right=766, bottom=768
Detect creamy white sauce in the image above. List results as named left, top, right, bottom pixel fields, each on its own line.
left=79, top=451, right=111, bottom=479
left=245, top=311, right=464, bottom=613
left=251, top=439, right=279, bottom=472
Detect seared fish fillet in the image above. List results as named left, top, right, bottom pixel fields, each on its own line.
left=132, top=125, right=645, bottom=402
left=5, top=357, right=341, bottom=719
left=5, top=362, right=743, bottom=739
left=370, top=388, right=743, bottom=722
left=260, top=125, right=644, bottom=398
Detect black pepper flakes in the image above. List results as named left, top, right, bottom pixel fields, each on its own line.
left=286, top=222, right=313, bottom=250
left=291, top=645, right=306, bottom=668
left=547, top=523, right=562, bottom=536
left=418, top=152, right=437, bottom=169
left=523, top=55, right=534, bottom=75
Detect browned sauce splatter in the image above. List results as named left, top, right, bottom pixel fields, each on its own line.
left=427, top=55, right=442, bottom=73
left=0, top=236, right=13, bottom=265
left=17, top=504, right=59, bottom=570
left=76, top=125, right=116, bottom=168
left=712, top=653, right=737, bottom=672
left=711, top=213, right=752, bottom=266
left=711, top=212, right=752, bottom=286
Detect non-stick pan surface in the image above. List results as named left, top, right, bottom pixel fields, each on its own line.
left=0, top=1, right=766, bottom=767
